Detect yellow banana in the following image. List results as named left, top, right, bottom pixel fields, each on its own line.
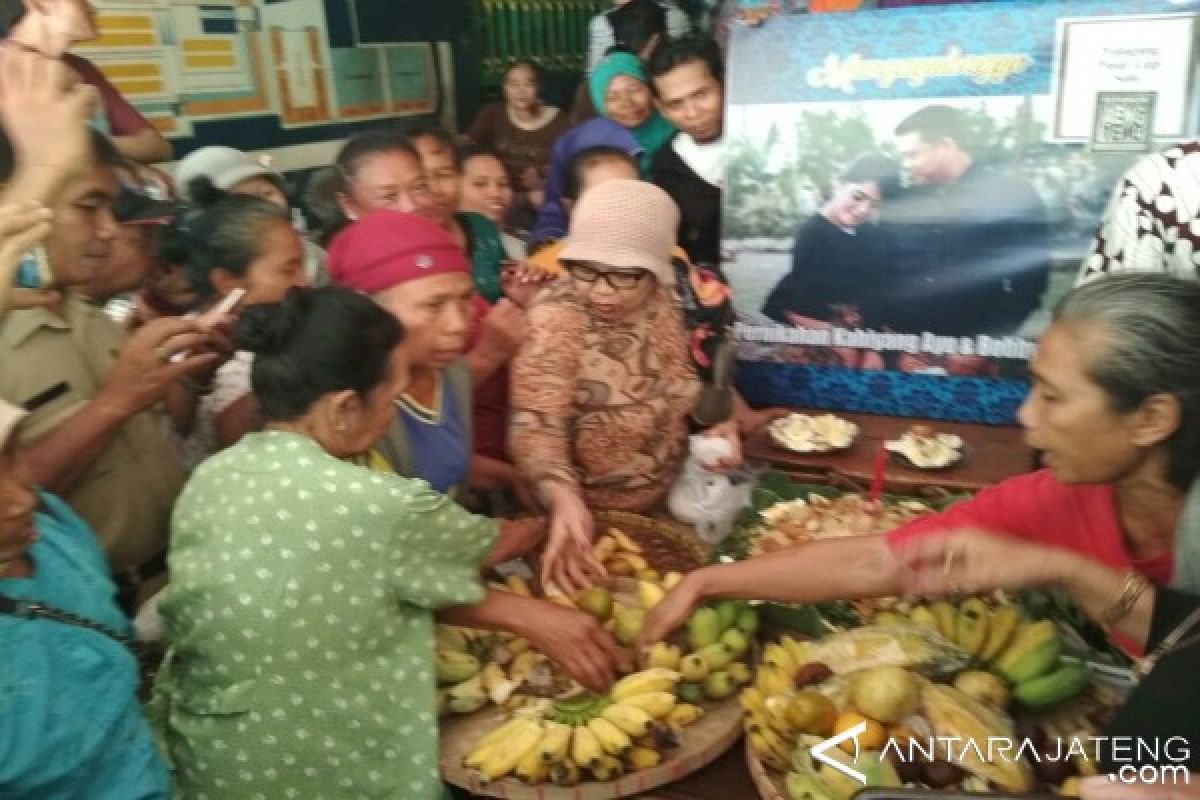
left=667, top=702, right=705, bottom=729
left=662, top=571, right=685, bottom=590
left=637, top=580, right=666, bottom=610
left=780, top=635, right=814, bottom=667
left=626, top=746, right=662, bottom=770
left=728, top=662, right=753, bottom=686
left=482, top=663, right=519, bottom=705
left=610, top=668, right=680, bottom=701
left=645, top=642, right=682, bottom=670
left=764, top=694, right=797, bottom=737
left=602, top=703, right=655, bottom=737
left=755, top=664, right=793, bottom=697
left=571, top=724, right=603, bottom=769
left=464, top=717, right=540, bottom=768
left=931, top=601, right=958, bottom=640
left=609, top=551, right=649, bottom=573
left=762, top=642, right=799, bottom=676
left=588, top=716, right=633, bottom=757
left=981, top=605, right=1020, bottom=662
left=591, top=754, right=625, bottom=782
left=618, top=690, right=677, bottom=719
left=537, top=721, right=573, bottom=765
left=739, top=686, right=767, bottom=716
left=748, top=729, right=791, bottom=771
left=476, top=719, right=546, bottom=781
left=956, top=597, right=990, bottom=657
left=550, top=759, right=582, bottom=786
left=592, top=535, right=618, bottom=563
left=908, top=605, right=940, bottom=631
left=608, top=527, right=642, bottom=553
left=514, top=740, right=549, bottom=783
left=505, top=574, right=532, bottom=597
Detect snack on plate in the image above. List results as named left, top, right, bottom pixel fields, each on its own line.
left=751, top=493, right=934, bottom=555
left=885, top=424, right=964, bottom=469
left=768, top=413, right=858, bottom=453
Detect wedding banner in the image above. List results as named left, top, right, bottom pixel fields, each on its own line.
left=725, top=0, right=1200, bottom=423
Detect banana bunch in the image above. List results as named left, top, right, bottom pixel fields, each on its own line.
left=741, top=635, right=837, bottom=770
left=643, top=599, right=759, bottom=705
left=921, top=682, right=1032, bottom=792
left=462, top=668, right=701, bottom=785
left=880, top=597, right=1091, bottom=710
left=590, top=527, right=673, bottom=581
left=435, top=620, right=545, bottom=717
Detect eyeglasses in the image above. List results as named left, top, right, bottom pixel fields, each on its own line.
left=566, top=263, right=648, bottom=290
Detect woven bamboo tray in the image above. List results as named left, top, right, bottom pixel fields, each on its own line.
left=441, top=699, right=743, bottom=799
left=592, top=509, right=710, bottom=573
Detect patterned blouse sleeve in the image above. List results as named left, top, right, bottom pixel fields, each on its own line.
left=509, top=295, right=586, bottom=491
left=386, top=482, right=497, bottom=610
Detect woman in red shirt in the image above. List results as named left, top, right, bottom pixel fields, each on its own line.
left=642, top=274, right=1200, bottom=650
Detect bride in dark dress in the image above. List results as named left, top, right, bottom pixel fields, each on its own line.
left=761, top=153, right=896, bottom=369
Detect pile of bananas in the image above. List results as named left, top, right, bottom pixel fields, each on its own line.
left=461, top=668, right=706, bottom=785
left=589, top=527, right=668, bottom=579
left=435, top=616, right=557, bottom=717
left=873, top=597, right=1091, bottom=710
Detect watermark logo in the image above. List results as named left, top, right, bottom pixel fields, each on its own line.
left=807, top=731, right=1192, bottom=787
left=810, top=721, right=867, bottom=783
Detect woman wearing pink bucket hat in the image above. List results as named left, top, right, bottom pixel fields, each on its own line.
left=510, top=180, right=742, bottom=592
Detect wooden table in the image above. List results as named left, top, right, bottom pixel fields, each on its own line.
left=745, top=410, right=1036, bottom=495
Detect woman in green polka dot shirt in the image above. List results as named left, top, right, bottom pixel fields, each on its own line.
left=152, top=288, right=621, bottom=799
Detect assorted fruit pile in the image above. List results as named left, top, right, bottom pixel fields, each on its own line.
left=869, top=597, right=1093, bottom=712
left=745, top=597, right=1106, bottom=799
left=445, top=525, right=760, bottom=789
left=461, top=668, right=703, bottom=785
left=748, top=492, right=935, bottom=556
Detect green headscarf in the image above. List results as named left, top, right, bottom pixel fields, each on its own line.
left=589, top=51, right=676, bottom=174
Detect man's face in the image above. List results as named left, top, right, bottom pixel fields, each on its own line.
left=653, top=60, right=723, bottom=144
left=44, top=165, right=119, bottom=288
left=896, top=131, right=951, bottom=186
left=84, top=223, right=153, bottom=302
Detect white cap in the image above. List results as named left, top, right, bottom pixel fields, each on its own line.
left=174, top=146, right=284, bottom=201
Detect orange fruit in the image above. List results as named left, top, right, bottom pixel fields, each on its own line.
left=832, top=710, right=887, bottom=753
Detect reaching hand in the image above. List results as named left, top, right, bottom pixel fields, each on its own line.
left=892, top=529, right=1066, bottom=599
left=638, top=572, right=703, bottom=653
left=539, top=484, right=604, bottom=595
left=0, top=49, right=97, bottom=196
left=523, top=601, right=631, bottom=692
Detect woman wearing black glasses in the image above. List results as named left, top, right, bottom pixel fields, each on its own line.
left=510, top=180, right=741, bottom=593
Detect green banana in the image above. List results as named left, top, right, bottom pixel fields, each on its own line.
left=687, top=607, right=722, bottom=649
left=981, top=604, right=1020, bottom=662
left=931, top=601, right=958, bottom=640
left=1013, top=661, right=1090, bottom=709
left=993, top=620, right=1061, bottom=684
left=436, top=650, right=481, bottom=685
left=786, top=769, right=835, bottom=800
left=714, top=599, right=742, bottom=631
left=955, top=597, right=990, bottom=657
left=551, top=693, right=609, bottom=725
left=907, top=604, right=940, bottom=631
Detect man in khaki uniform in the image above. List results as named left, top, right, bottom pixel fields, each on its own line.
left=0, top=128, right=217, bottom=602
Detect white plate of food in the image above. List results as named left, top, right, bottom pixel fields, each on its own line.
left=885, top=424, right=966, bottom=470
left=767, top=413, right=859, bottom=453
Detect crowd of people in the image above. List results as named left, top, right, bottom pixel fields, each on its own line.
left=1, top=0, right=1199, bottom=798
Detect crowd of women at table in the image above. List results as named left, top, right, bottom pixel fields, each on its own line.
left=0, top=3, right=1199, bottom=799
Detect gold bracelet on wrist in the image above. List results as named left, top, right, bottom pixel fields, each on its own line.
left=1102, top=570, right=1150, bottom=628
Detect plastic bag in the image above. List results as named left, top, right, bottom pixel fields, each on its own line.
left=668, top=434, right=753, bottom=544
